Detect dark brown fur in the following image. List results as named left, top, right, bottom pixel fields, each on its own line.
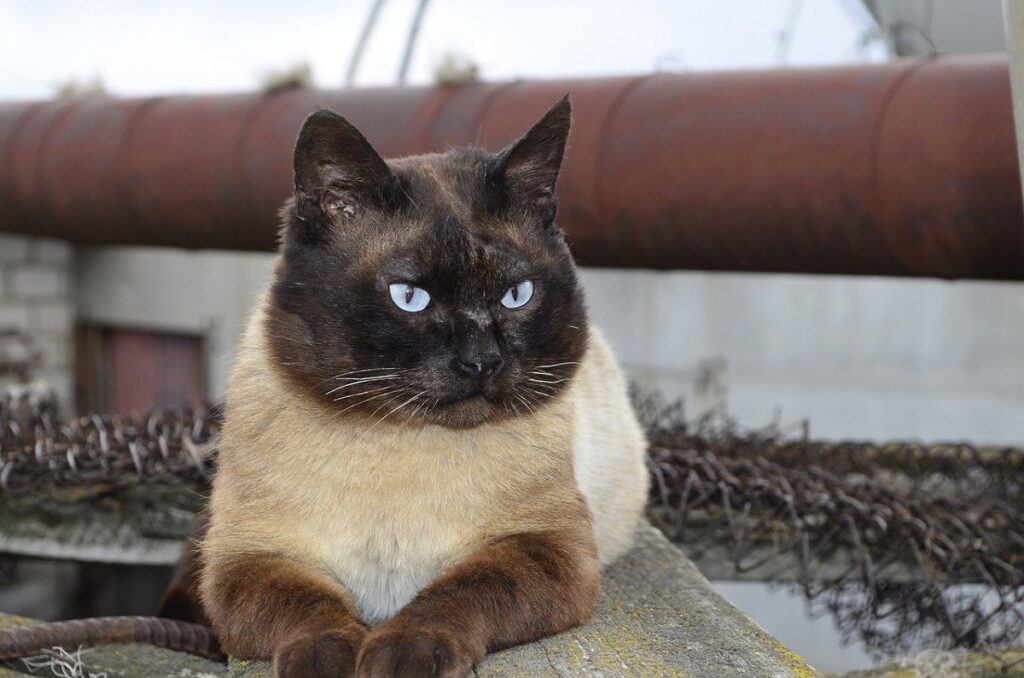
left=356, top=530, right=599, bottom=677
left=156, top=513, right=209, bottom=625
left=202, top=530, right=597, bottom=677
left=203, top=555, right=368, bottom=673
left=264, top=97, right=586, bottom=429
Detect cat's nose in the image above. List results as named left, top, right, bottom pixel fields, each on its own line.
left=455, top=352, right=505, bottom=381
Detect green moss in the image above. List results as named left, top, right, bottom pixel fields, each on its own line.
left=832, top=648, right=1024, bottom=678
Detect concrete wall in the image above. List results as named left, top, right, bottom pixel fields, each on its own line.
left=0, top=235, right=75, bottom=409
left=74, top=247, right=1024, bottom=446
left=584, top=269, right=1024, bottom=445
left=76, top=247, right=274, bottom=401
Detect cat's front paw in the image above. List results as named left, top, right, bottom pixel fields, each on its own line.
left=356, top=624, right=477, bottom=678
left=275, top=629, right=360, bottom=678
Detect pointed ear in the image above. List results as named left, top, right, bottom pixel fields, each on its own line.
left=292, top=108, right=394, bottom=229
left=491, top=95, right=571, bottom=228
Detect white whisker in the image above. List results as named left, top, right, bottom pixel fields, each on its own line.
left=332, top=384, right=397, bottom=402
left=333, top=372, right=403, bottom=382
left=331, top=367, right=406, bottom=379
left=527, top=386, right=553, bottom=401
left=513, top=392, right=535, bottom=415
left=368, top=390, right=428, bottom=431
left=325, top=375, right=401, bottom=396
left=337, top=388, right=405, bottom=414
left=359, top=392, right=407, bottom=425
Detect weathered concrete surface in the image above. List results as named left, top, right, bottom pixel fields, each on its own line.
left=0, top=485, right=200, bottom=565
left=0, top=612, right=227, bottom=677
left=228, top=523, right=819, bottom=677
left=835, top=648, right=1024, bottom=677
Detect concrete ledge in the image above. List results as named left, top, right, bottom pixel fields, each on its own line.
left=0, top=485, right=200, bottom=565
left=227, top=523, right=819, bottom=677
left=838, top=648, right=1024, bottom=677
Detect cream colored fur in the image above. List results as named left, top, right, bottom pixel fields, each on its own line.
left=202, top=292, right=648, bottom=625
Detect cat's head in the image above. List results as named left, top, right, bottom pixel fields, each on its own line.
left=266, top=97, right=587, bottom=429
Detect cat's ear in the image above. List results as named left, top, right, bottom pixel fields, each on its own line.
left=292, top=108, right=395, bottom=229
left=491, top=95, right=571, bottom=228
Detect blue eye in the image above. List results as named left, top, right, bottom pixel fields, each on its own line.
left=500, top=280, right=534, bottom=309
left=389, top=283, right=430, bottom=312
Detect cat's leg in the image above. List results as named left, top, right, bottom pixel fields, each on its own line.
left=356, top=530, right=599, bottom=678
left=201, top=554, right=367, bottom=677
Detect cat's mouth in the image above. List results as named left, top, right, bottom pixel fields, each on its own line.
left=427, top=394, right=498, bottom=428
left=432, top=390, right=493, bottom=411
left=431, top=377, right=503, bottom=407
left=423, top=382, right=528, bottom=428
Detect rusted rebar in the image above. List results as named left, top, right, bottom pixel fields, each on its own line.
left=0, top=617, right=223, bottom=662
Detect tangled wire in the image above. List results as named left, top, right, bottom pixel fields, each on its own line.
left=636, top=391, right=1024, bottom=658
left=0, top=397, right=217, bottom=495
left=0, top=392, right=1022, bottom=659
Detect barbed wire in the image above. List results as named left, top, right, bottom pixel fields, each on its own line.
left=0, top=400, right=217, bottom=495
left=635, top=390, right=1023, bottom=658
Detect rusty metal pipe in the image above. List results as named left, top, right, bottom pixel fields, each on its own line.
left=1, top=55, right=1021, bottom=279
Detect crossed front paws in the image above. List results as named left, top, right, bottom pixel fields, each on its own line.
left=275, top=623, right=479, bottom=678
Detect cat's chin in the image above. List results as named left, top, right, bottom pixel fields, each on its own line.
left=419, top=394, right=516, bottom=429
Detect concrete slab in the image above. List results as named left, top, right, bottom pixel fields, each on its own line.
left=0, top=485, right=200, bottom=566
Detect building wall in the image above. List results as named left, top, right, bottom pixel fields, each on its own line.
left=76, top=247, right=274, bottom=402
left=0, top=234, right=75, bottom=410
left=583, top=269, right=1024, bottom=445
left=74, top=247, right=1024, bottom=446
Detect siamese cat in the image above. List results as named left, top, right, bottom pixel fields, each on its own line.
left=199, top=97, right=649, bottom=677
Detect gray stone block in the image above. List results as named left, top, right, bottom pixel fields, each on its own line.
left=29, top=240, right=73, bottom=266
left=0, top=237, right=30, bottom=264
left=8, top=266, right=66, bottom=301
left=0, top=306, right=30, bottom=332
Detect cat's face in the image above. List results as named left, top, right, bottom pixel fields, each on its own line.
left=266, top=98, right=587, bottom=428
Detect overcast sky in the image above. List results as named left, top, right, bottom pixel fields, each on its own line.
left=0, top=0, right=885, bottom=100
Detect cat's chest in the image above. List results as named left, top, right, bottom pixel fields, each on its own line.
left=316, top=485, right=474, bottom=624
left=292, top=439, right=516, bottom=623
left=260, top=411, right=574, bottom=623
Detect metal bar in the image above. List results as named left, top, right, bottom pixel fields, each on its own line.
left=1003, top=0, right=1024, bottom=193
left=345, top=0, right=388, bottom=87
left=397, top=0, right=431, bottom=85
left=0, top=55, right=1021, bottom=280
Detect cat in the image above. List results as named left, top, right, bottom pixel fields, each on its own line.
left=198, top=97, right=649, bottom=678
